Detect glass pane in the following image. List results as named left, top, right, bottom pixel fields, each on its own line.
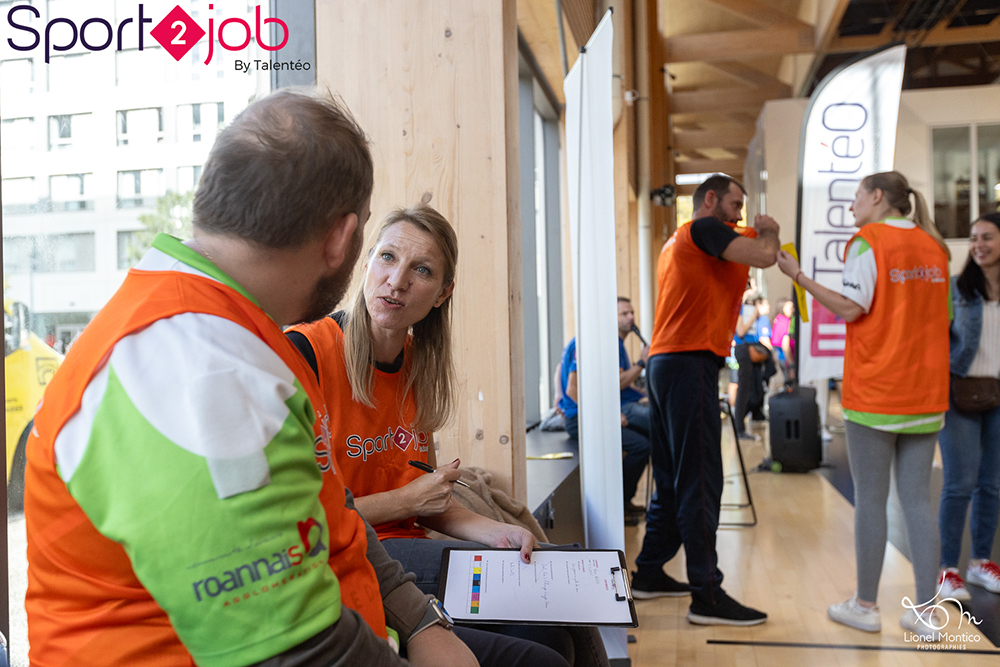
left=932, top=126, right=972, bottom=239
left=2, top=1, right=267, bottom=657
left=978, top=124, right=1000, bottom=218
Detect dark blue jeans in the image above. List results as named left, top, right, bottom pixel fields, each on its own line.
left=634, top=352, right=725, bottom=606
left=621, top=401, right=651, bottom=438
left=565, top=413, right=650, bottom=506
left=939, top=400, right=1000, bottom=566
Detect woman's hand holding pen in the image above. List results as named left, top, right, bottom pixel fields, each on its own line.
left=404, top=458, right=462, bottom=517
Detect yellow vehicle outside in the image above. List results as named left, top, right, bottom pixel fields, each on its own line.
left=5, top=299, right=62, bottom=507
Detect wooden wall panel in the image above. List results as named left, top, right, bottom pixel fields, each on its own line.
left=315, top=0, right=525, bottom=499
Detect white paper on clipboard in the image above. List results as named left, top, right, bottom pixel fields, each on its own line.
left=439, top=549, right=636, bottom=626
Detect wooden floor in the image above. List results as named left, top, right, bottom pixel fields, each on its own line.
left=623, top=422, right=1000, bottom=666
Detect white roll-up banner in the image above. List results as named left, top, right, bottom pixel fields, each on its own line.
left=795, top=44, right=907, bottom=386
left=565, top=9, right=627, bottom=660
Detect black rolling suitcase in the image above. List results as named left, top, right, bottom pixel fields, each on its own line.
left=768, top=386, right=821, bottom=473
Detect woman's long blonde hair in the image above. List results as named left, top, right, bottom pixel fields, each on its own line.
left=861, top=171, right=951, bottom=259
left=343, top=204, right=458, bottom=433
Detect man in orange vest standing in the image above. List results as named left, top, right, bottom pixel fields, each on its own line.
left=24, top=90, right=478, bottom=667
left=630, top=175, right=779, bottom=625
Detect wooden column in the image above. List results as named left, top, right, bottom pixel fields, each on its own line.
left=315, top=0, right=525, bottom=500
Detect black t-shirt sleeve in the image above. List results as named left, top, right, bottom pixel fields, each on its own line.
left=286, top=330, right=320, bottom=380
left=689, top=216, right=741, bottom=259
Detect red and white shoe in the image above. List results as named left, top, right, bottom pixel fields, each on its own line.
left=938, top=568, right=971, bottom=602
left=967, top=561, right=1000, bottom=594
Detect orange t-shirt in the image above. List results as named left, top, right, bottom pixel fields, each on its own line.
left=288, top=316, right=431, bottom=541
left=650, top=221, right=756, bottom=358
left=26, top=266, right=385, bottom=667
left=841, top=223, right=950, bottom=414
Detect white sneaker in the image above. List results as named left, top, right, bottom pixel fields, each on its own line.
left=900, top=608, right=944, bottom=642
left=967, top=561, right=1000, bottom=593
left=938, top=568, right=971, bottom=602
left=828, top=595, right=881, bottom=632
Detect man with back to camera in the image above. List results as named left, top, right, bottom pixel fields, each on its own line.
left=23, top=89, right=483, bottom=667
left=630, top=175, right=780, bottom=625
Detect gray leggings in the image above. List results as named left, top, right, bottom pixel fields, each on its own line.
left=844, top=421, right=940, bottom=605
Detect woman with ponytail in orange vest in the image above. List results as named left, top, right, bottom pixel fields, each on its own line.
left=777, top=171, right=951, bottom=641
left=289, top=205, right=609, bottom=667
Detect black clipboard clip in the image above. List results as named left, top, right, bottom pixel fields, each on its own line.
left=610, top=567, right=633, bottom=602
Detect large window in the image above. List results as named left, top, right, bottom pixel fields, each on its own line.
left=933, top=123, right=1000, bottom=238
left=47, top=54, right=89, bottom=94
left=517, top=62, right=563, bottom=426
left=3, top=233, right=96, bottom=273
left=978, top=124, right=1000, bottom=218
left=1, top=1, right=278, bottom=657
left=117, top=169, right=165, bottom=208
left=49, top=173, right=94, bottom=211
left=117, top=108, right=164, bottom=146
left=0, top=58, right=34, bottom=96
left=177, top=103, right=225, bottom=143
left=1, top=177, right=38, bottom=214
left=47, top=113, right=92, bottom=151
left=1, top=118, right=35, bottom=154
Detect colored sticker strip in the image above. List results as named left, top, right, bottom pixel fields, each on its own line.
left=471, top=555, right=483, bottom=613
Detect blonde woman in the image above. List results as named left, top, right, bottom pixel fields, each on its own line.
left=777, top=172, right=951, bottom=640
left=289, top=204, right=607, bottom=667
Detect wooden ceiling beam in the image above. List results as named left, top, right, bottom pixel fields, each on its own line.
left=703, top=0, right=811, bottom=30
left=795, top=0, right=853, bottom=96
left=665, top=24, right=814, bottom=63
left=669, top=84, right=787, bottom=114
left=673, top=126, right=756, bottom=150
left=675, top=158, right=744, bottom=175
left=706, top=61, right=792, bottom=93
left=827, top=17, right=1000, bottom=54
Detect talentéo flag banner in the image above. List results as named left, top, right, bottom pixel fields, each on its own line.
left=795, top=44, right=906, bottom=386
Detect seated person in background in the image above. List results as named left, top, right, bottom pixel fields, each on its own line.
left=617, top=296, right=651, bottom=438
left=289, top=204, right=609, bottom=667
left=559, top=330, right=651, bottom=525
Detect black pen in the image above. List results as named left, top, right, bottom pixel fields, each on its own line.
left=408, top=460, right=472, bottom=488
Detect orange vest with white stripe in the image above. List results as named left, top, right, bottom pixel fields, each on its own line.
left=650, top=221, right=756, bottom=358
left=841, top=224, right=950, bottom=414
left=289, top=317, right=429, bottom=541
left=25, top=269, right=386, bottom=666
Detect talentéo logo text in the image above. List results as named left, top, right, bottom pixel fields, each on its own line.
left=6, top=3, right=288, bottom=64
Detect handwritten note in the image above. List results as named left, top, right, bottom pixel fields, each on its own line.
left=440, top=549, right=634, bottom=625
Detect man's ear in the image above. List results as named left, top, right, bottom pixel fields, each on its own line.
left=322, top=212, right=359, bottom=268
left=702, top=190, right=717, bottom=210
left=434, top=280, right=456, bottom=308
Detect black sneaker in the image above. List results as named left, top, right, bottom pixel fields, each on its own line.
left=630, top=569, right=691, bottom=599
left=687, top=592, right=767, bottom=626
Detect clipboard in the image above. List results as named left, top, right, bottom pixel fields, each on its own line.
left=437, top=547, right=638, bottom=627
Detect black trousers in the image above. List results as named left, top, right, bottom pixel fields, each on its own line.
left=635, top=352, right=726, bottom=606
